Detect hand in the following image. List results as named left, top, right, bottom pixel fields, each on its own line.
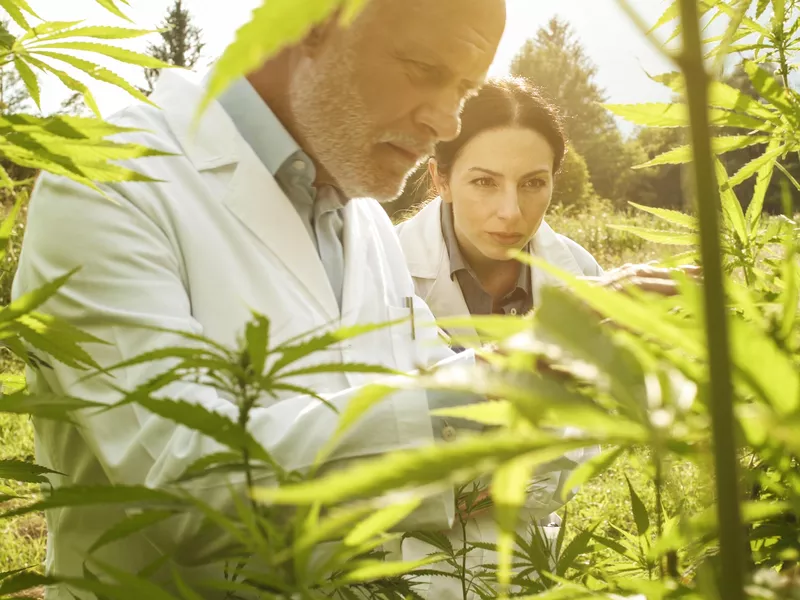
left=582, top=262, right=703, bottom=297
left=456, top=488, right=492, bottom=522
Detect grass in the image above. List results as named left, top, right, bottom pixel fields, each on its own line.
left=0, top=204, right=702, bottom=589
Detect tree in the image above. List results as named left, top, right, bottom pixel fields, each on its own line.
left=511, top=17, right=632, bottom=202
left=552, top=145, right=594, bottom=207
left=57, top=91, right=91, bottom=117
left=618, top=127, right=688, bottom=210
left=144, top=0, right=204, bottom=93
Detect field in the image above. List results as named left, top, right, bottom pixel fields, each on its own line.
left=0, top=198, right=703, bottom=588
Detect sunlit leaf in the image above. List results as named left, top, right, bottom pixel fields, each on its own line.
left=92, top=0, right=133, bottom=22
left=746, top=140, right=779, bottom=231
left=607, top=225, right=696, bottom=245
left=714, top=158, right=748, bottom=246
left=561, top=447, right=625, bottom=501
left=30, top=41, right=173, bottom=69
left=116, top=394, right=277, bottom=468
left=35, top=51, right=158, bottom=106
left=13, top=57, right=40, bottom=108
left=628, top=202, right=698, bottom=230
left=743, top=60, right=797, bottom=119
left=1, top=485, right=187, bottom=519
left=634, top=135, right=770, bottom=168
left=24, top=55, right=101, bottom=116
left=433, top=399, right=514, bottom=428
left=344, top=498, right=421, bottom=547
left=88, top=510, right=179, bottom=554
left=0, top=0, right=31, bottom=31
left=256, top=431, right=596, bottom=506
left=0, top=391, right=104, bottom=420
left=337, top=554, right=448, bottom=584
left=727, top=143, right=784, bottom=188
left=626, top=475, right=650, bottom=536
left=32, top=25, right=156, bottom=42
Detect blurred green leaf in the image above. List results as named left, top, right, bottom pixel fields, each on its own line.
left=561, top=447, right=624, bottom=501
left=743, top=60, right=796, bottom=119
left=337, top=554, right=448, bottom=584
left=0, top=459, right=63, bottom=484
left=344, top=498, right=421, bottom=547
left=727, top=143, right=784, bottom=188
left=607, top=225, right=697, bottom=245
left=256, top=431, right=595, bottom=506
left=0, top=190, right=23, bottom=262
left=89, top=509, right=179, bottom=554
left=198, top=0, right=371, bottom=118
left=746, top=141, right=779, bottom=231
left=634, top=135, right=769, bottom=168
left=31, top=25, right=156, bottom=42
left=13, top=56, right=40, bottom=108
left=0, top=0, right=32, bottom=31
left=628, top=202, right=698, bottom=230
left=1, top=485, right=187, bottom=519
left=625, top=475, right=650, bottom=536
left=714, top=158, right=748, bottom=246
left=25, top=55, right=101, bottom=116
left=0, top=391, right=104, bottom=420
left=92, top=0, right=133, bottom=22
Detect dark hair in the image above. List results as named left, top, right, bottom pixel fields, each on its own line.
left=434, top=77, right=567, bottom=178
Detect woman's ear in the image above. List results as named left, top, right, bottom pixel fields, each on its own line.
left=428, top=158, right=452, bottom=203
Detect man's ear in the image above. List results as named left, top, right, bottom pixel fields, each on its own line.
left=300, top=12, right=341, bottom=57
left=429, top=158, right=452, bottom=203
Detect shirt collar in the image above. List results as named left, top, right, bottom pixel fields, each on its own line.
left=217, top=76, right=315, bottom=180
left=440, top=200, right=531, bottom=294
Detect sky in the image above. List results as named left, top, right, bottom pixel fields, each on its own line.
left=34, top=0, right=679, bottom=121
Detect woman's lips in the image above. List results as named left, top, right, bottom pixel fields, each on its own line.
left=488, top=232, right=524, bottom=245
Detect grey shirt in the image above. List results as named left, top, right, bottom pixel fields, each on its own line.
left=441, top=202, right=534, bottom=316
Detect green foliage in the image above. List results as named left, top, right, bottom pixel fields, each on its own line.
left=552, top=145, right=594, bottom=208
left=1, top=0, right=800, bottom=599
left=143, top=0, right=205, bottom=93
left=511, top=17, right=634, bottom=201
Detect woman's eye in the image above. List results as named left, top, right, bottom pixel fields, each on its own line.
left=471, top=177, right=495, bottom=188
left=523, top=179, right=547, bottom=190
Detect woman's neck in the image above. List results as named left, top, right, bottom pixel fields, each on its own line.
left=456, top=232, right=522, bottom=301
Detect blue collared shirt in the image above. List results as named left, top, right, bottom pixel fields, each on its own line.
left=218, top=77, right=345, bottom=276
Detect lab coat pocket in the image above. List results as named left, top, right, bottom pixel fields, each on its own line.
left=387, top=298, right=439, bottom=372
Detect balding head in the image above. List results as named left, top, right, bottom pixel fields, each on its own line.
left=283, top=0, right=506, bottom=201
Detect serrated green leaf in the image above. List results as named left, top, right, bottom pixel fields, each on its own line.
left=0, top=190, right=23, bottom=262
left=170, top=567, right=206, bottom=600
left=244, top=313, right=270, bottom=376
left=604, top=103, right=688, bottom=127
left=312, top=382, right=396, bottom=470
left=607, top=225, right=697, bottom=245
left=35, top=25, right=156, bottom=42
left=338, top=555, right=448, bottom=584
left=93, top=0, right=133, bottom=22
left=555, top=526, right=596, bottom=577
left=728, top=143, right=784, bottom=188
left=270, top=320, right=400, bottom=375
left=522, top=257, right=705, bottom=358
left=635, top=135, right=770, bottom=169
left=628, top=202, right=698, bottom=230
left=743, top=60, right=796, bottom=118
left=255, top=431, right=596, bottom=506
left=0, top=0, right=31, bottom=31
left=0, top=459, right=63, bottom=484
left=493, top=453, right=539, bottom=590
left=0, top=391, right=104, bottom=420
left=19, top=20, right=83, bottom=42
left=433, top=399, right=514, bottom=428
left=117, top=393, right=277, bottom=468
left=30, top=41, right=173, bottom=69
left=714, top=158, right=748, bottom=246
left=198, top=0, right=370, bottom=118
left=561, top=447, right=624, bottom=501
left=88, top=558, right=181, bottom=600
left=6, top=313, right=104, bottom=370
left=344, top=498, right=421, bottom=547
left=276, top=361, right=399, bottom=380
left=1, top=485, right=187, bottom=519
left=625, top=475, right=650, bottom=536
left=35, top=50, right=157, bottom=106
left=648, top=0, right=679, bottom=34
left=24, top=55, right=101, bottom=117
left=745, top=148, right=780, bottom=233
left=756, top=0, right=770, bottom=17
left=13, top=56, right=39, bottom=108
left=89, top=509, right=179, bottom=553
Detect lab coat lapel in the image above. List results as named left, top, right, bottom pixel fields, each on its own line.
left=154, top=71, right=340, bottom=322
left=530, top=220, right=586, bottom=306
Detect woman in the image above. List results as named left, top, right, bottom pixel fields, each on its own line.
left=395, top=77, right=601, bottom=599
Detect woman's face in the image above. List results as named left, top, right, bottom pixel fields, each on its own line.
left=435, top=126, right=555, bottom=264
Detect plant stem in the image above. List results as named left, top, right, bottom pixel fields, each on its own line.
left=677, top=0, right=747, bottom=598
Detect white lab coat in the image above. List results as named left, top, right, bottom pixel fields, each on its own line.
left=394, top=197, right=603, bottom=599
left=11, top=72, right=470, bottom=599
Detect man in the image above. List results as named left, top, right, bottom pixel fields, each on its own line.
left=12, top=0, right=508, bottom=597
